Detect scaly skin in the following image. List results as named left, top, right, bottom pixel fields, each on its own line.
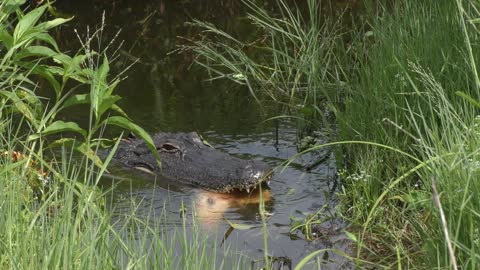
left=112, top=132, right=273, bottom=193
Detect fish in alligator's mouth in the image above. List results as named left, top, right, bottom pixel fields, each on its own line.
left=195, top=188, right=272, bottom=226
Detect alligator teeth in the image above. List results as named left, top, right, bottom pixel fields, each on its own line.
left=246, top=187, right=250, bottom=193
left=134, top=166, right=155, bottom=175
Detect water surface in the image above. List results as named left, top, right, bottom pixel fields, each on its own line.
left=55, top=0, right=354, bottom=267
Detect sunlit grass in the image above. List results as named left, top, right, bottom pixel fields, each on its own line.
left=338, top=0, right=480, bottom=268
left=190, top=0, right=480, bottom=269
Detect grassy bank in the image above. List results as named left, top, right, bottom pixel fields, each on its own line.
left=338, top=0, right=480, bottom=268
left=190, top=0, right=480, bottom=268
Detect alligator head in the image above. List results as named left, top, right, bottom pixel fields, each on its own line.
left=113, top=132, right=273, bottom=193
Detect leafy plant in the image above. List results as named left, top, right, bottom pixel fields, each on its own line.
left=0, top=1, right=160, bottom=176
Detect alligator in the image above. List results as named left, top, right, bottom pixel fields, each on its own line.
left=111, top=132, right=273, bottom=193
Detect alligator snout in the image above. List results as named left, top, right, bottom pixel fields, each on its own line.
left=242, top=161, right=273, bottom=187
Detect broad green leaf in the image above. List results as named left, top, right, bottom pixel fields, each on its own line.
left=53, top=53, right=73, bottom=66
left=29, top=65, right=61, bottom=96
left=12, top=29, right=42, bottom=48
left=62, top=53, right=91, bottom=82
left=2, top=0, right=26, bottom=16
left=91, top=138, right=117, bottom=148
left=35, top=33, right=60, bottom=51
left=62, top=93, right=89, bottom=109
left=111, top=104, right=130, bottom=119
left=103, top=116, right=161, bottom=168
left=15, top=45, right=56, bottom=60
left=98, top=55, right=110, bottom=85
left=72, top=53, right=92, bottom=68
left=13, top=5, right=47, bottom=42
left=14, top=62, right=60, bottom=96
left=41, top=120, right=86, bottom=138
left=0, top=27, right=13, bottom=49
left=62, top=54, right=84, bottom=77
left=16, top=89, right=42, bottom=106
left=68, top=73, right=88, bottom=83
left=98, top=95, right=121, bottom=117
left=3, top=72, right=35, bottom=86
left=81, top=67, right=96, bottom=78
left=91, top=56, right=110, bottom=118
left=45, top=66, right=65, bottom=76
left=47, top=5, right=74, bottom=19
left=36, top=17, right=73, bottom=30
left=105, top=79, right=120, bottom=97
left=15, top=46, right=72, bottom=64
left=76, top=143, right=105, bottom=171
left=0, top=90, right=39, bottom=129
left=46, top=138, right=74, bottom=149
left=27, top=133, right=40, bottom=141
left=46, top=138, right=104, bottom=169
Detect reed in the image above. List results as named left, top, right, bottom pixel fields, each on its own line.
left=185, top=0, right=345, bottom=137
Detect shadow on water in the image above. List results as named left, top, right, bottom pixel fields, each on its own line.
left=53, top=0, right=357, bottom=268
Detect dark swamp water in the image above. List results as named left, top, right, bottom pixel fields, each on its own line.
left=53, top=0, right=357, bottom=268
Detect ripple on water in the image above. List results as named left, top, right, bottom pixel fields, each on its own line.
left=102, top=125, right=351, bottom=268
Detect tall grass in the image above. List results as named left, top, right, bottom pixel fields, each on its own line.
left=0, top=133, right=248, bottom=269
left=185, top=0, right=345, bottom=138
left=336, top=0, right=480, bottom=268
left=189, top=0, right=480, bottom=269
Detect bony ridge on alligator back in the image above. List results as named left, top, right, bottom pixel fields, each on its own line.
left=111, top=132, right=273, bottom=193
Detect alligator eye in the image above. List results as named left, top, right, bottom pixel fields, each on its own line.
left=158, top=143, right=181, bottom=154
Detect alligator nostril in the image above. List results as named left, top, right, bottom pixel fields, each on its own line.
left=244, top=162, right=273, bottom=182
left=252, top=171, right=262, bottom=180
left=207, top=197, right=215, bottom=206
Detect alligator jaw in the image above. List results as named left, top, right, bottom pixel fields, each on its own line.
left=206, top=170, right=274, bottom=194
left=134, top=166, right=156, bottom=175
